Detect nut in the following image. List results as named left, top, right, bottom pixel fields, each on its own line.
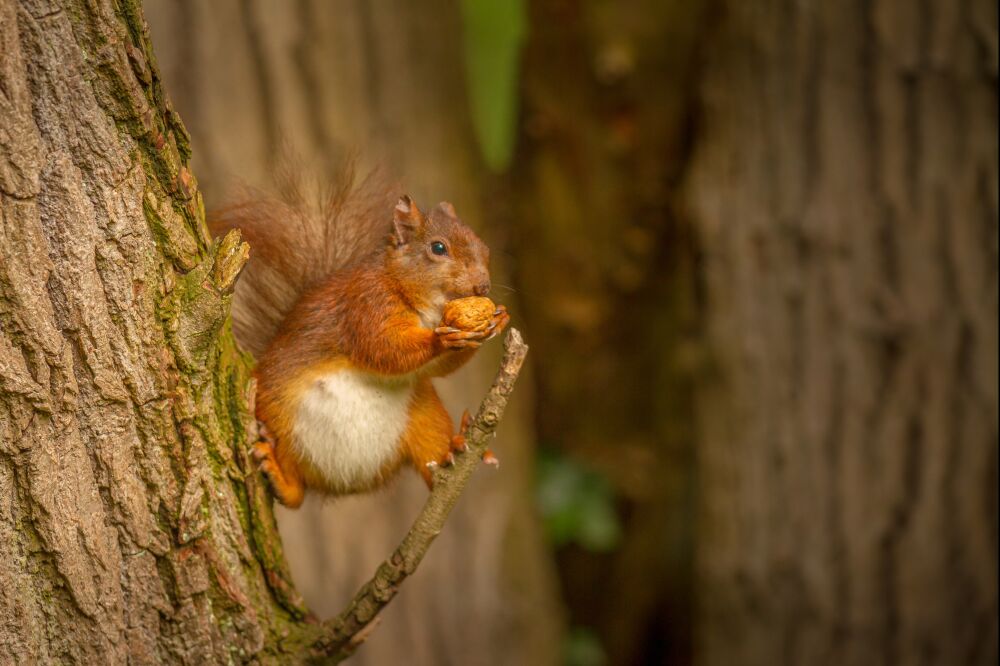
left=441, top=296, right=496, bottom=332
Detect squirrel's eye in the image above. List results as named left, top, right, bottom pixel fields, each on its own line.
left=430, top=241, right=448, bottom=256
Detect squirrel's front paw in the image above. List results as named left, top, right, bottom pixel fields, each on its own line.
left=485, top=305, right=510, bottom=340
left=435, top=300, right=510, bottom=349
left=437, top=296, right=511, bottom=349
left=435, top=326, right=485, bottom=349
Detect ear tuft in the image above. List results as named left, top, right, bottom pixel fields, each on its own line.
left=436, top=201, right=458, bottom=219
left=395, top=195, right=413, bottom=216
left=392, top=195, right=424, bottom=246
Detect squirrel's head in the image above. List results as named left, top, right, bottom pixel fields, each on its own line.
left=386, top=195, right=491, bottom=307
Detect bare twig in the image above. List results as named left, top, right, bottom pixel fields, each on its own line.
left=304, top=328, right=529, bottom=663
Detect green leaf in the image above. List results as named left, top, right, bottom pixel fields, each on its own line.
left=459, top=0, right=526, bottom=172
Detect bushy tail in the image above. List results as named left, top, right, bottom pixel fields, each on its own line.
left=209, top=160, right=398, bottom=356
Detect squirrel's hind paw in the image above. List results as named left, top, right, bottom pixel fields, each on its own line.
left=450, top=409, right=472, bottom=452
left=252, top=438, right=305, bottom=508
left=482, top=449, right=500, bottom=469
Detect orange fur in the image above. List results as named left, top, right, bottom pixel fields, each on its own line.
left=422, top=348, right=476, bottom=378
left=401, top=379, right=457, bottom=487
left=209, top=160, right=398, bottom=357
left=223, top=187, right=508, bottom=506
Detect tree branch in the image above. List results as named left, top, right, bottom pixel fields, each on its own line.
left=303, top=328, right=529, bottom=663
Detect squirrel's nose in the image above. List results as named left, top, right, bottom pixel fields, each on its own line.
left=474, top=278, right=491, bottom=296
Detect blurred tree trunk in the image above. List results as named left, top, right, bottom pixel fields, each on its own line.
left=144, top=2, right=562, bottom=665
left=1, top=0, right=303, bottom=662
left=682, top=1, right=998, bottom=665
left=506, top=1, right=707, bottom=663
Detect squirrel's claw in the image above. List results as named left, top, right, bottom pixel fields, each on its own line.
left=435, top=328, right=486, bottom=340
left=485, top=308, right=510, bottom=340
left=252, top=422, right=275, bottom=463
left=251, top=440, right=271, bottom=463
left=256, top=420, right=274, bottom=444
left=251, top=438, right=305, bottom=508
left=482, top=449, right=500, bottom=468
left=450, top=409, right=472, bottom=452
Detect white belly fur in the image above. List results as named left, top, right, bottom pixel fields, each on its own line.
left=293, top=369, right=414, bottom=492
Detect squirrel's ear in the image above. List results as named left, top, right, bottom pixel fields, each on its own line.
left=435, top=201, right=458, bottom=219
left=393, top=195, right=425, bottom=246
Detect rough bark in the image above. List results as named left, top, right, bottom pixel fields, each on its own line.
left=0, top=0, right=303, bottom=662
left=1, top=0, right=543, bottom=663
left=143, top=1, right=563, bottom=665
left=682, top=1, right=998, bottom=665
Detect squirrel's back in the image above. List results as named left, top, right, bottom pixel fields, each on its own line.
left=209, top=161, right=400, bottom=356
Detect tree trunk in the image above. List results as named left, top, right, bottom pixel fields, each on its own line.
left=0, top=0, right=303, bottom=662
left=0, top=0, right=556, bottom=663
left=681, top=1, right=998, bottom=665
left=504, top=1, right=708, bottom=662
left=142, top=1, right=563, bottom=665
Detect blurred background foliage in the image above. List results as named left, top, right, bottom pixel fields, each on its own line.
left=537, top=448, right=622, bottom=552
left=459, top=0, right=527, bottom=171
left=146, top=0, right=997, bottom=664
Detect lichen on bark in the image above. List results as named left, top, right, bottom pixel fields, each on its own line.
left=2, top=2, right=535, bottom=662
left=0, top=0, right=308, bottom=661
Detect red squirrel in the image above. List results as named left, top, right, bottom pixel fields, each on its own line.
left=210, top=167, right=509, bottom=507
